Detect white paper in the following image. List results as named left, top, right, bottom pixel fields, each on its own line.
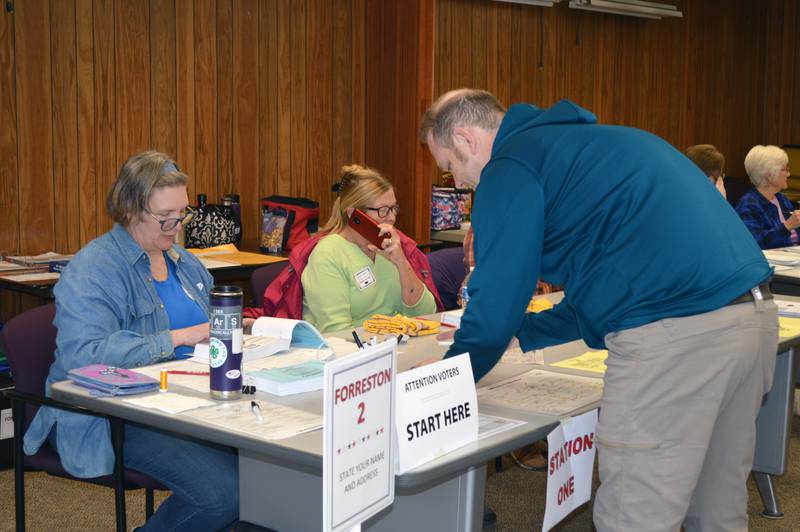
left=777, top=299, right=800, bottom=317
left=323, top=340, right=396, bottom=532
left=123, top=393, right=216, bottom=414
left=244, top=348, right=334, bottom=372
left=763, top=249, right=800, bottom=266
left=134, top=361, right=210, bottom=393
left=186, top=400, right=322, bottom=440
left=394, top=354, right=478, bottom=474
left=543, top=409, right=598, bottom=532
left=1, top=408, right=13, bottom=440
left=501, top=345, right=544, bottom=365
left=0, top=260, right=30, bottom=271
left=478, top=368, right=603, bottom=416
left=478, top=413, right=525, bottom=441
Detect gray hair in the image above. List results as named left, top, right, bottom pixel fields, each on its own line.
left=106, top=150, right=188, bottom=226
left=419, top=88, right=506, bottom=148
left=744, top=145, right=789, bottom=187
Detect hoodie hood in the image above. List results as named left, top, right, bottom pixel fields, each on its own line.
left=492, top=100, right=597, bottom=157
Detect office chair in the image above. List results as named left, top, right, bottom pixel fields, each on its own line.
left=426, top=246, right=468, bottom=311
left=250, top=262, right=289, bottom=307
left=1, top=304, right=166, bottom=532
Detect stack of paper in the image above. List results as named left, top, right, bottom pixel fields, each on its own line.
left=777, top=300, right=800, bottom=317
left=248, top=360, right=326, bottom=396
left=440, top=309, right=463, bottom=328
left=192, top=316, right=329, bottom=363
left=763, top=249, right=800, bottom=266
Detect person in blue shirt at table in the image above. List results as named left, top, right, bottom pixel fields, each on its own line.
left=735, top=144, right=798, bottom=249
left=420, top=89, right=776, bottom=532
left=23, top=151, right=238, bottom=531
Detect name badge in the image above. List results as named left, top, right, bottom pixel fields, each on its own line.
left=354, top=266, right=376, bottom=291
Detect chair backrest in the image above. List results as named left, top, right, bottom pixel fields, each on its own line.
left=426, top=247, right=468, bottom=311
left=250, top=262, right=289, bottom=307
left=1, top=304, right=57, bottom=427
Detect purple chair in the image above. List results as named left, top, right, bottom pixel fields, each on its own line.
left=427, top=247, right=469, bottom=311
left=1, top=304, right=166, bottom=532
left=249, top=261, right=289, bottom=307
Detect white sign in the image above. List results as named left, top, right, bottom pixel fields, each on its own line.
left=542, top=409, right=598, bottom=532
left=0, top=408, right=12, bottom=440
left=323, top=340, right=396, bottom=532
left=395, top=353, right=478, bottom=474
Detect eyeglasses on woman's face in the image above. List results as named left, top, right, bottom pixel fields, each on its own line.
left=147, top=208, right=194, bottom=232
left=362, top=204, right=400, bottom=218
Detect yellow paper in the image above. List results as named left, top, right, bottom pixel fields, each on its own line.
left=186, top=244, right=286, bottom=266
left=778, top=317, right=800, bottom=338
left=551, top=350, right=608, bottom=374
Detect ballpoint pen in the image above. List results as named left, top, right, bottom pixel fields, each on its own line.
left=250, top=400, right=264, bottom=422
left=352, top=330, right=365, bottom=349
left=167, top=370, right=210, bottom=376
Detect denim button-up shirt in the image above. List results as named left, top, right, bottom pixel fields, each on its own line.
left=23, top=223, right=212, bottom=478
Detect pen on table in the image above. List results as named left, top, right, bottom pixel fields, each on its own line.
left=351, top=330, right=365, bottom=350
left=167, top=370, right=210, bottom=376
left=250, top=400, right=264, bottom=422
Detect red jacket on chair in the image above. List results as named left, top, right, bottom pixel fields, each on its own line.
left=243, top=230, right=444, bottom=320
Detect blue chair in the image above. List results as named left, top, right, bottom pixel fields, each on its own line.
left=1, top=304, right=166, bottom=532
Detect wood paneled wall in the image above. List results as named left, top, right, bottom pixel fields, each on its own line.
left=0, top=0, right=366, bottom=257
left=2, top=0, right=800, bottom=321
left=434, top=0, right=800, bottom=180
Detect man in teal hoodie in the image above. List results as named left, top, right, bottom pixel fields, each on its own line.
left=420, top=89, right=777, bottom=532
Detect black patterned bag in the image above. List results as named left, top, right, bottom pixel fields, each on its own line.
left=183, top=203, right=240, bottom=248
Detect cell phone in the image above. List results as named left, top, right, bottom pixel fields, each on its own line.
left=349, top=208, right=389, bottom=248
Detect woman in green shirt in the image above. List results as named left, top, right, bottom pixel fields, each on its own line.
left=301, top=164, right=438, bottom=332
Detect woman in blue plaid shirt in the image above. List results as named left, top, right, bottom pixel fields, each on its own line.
left=735, top=145, right=796, bottom=249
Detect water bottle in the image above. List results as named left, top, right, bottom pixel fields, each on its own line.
left=209, top=286, right=243, bottom=400
left=458, top=267, right=474, bottom=309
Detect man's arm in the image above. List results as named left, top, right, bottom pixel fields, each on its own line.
left=516, top=299, right=581, bottom=351
left=445, top=158, right=544, bottom=381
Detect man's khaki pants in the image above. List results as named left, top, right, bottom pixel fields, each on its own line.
left=593, top=298, right=777, bottom=532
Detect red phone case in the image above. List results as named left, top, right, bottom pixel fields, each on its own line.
left=349, top=209, right=389, bottom=248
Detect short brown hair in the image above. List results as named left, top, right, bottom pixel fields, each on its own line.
left=686, top=144, right=725, bottom=178
left=419, top=88, right=506, bottom=148
left=106, top=150, right=188, bottom=226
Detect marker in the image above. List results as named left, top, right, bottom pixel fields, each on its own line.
left=351, top=330, right=365, bottom=350
left=250, top=400, right=264, bottom=422
left=159, top=369, right=168, bottom=393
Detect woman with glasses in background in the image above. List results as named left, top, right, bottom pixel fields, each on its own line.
left=735, top=145, right=797, bottom=249
left=244, top=164, right=442, bottom=332
left=23, top=150, right=239, bottom=531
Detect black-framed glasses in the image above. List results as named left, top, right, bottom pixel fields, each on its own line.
left=147, top=208, right=194, bottom=232
left=363, top=204, right=400, bottom=218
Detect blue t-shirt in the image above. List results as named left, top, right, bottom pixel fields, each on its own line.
left=153, top=255, right=208, bottom=357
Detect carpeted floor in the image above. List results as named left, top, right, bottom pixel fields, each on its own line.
left=0, top=417, right=797, bottom=531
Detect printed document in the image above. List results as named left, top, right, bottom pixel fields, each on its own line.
left=478, top=368, right=603, bottom=416
left=186, top=400, right=322, bottom=440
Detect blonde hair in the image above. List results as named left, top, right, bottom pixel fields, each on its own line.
left=744, top=145, right=789, bottom=187
left=106, top=150, right=188, bottom=226
left=322, top=165, right=393, bottom=234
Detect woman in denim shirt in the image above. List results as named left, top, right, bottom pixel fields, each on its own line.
left=23, top=151, right=238, bottom=531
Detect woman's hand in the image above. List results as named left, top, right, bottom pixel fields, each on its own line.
left=243, top=318, right=255, bottom=335
left=786, top=210, right=800, bottom=231
left=371, top=224, right=407, bottom=267
left=171, top=322, right=210, bottom=347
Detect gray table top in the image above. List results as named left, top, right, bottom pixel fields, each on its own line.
left=51, top=292, right=800, bottom=488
